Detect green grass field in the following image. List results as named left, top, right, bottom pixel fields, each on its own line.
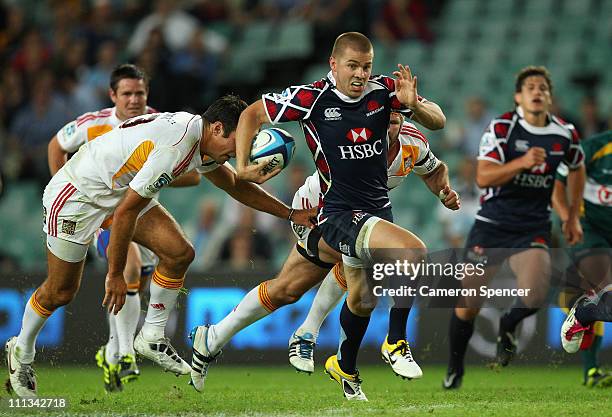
left=1, top=364, right=609, bottom=416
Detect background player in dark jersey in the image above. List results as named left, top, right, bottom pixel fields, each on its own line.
left=229, top=32, right=446, bottom=400
left=443, top=66, right=586, bottom=390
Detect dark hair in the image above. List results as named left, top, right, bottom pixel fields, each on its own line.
left=109, top=64, right=149, bottom=92
left=202, top=94, right=248, bottom=137
left=331, top=32, right=373, bottom=58
left=515, top=66, right=553, bottom=95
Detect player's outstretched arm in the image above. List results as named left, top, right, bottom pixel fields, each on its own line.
left=419, top=163, right=460, bottom=210
left=104, top=189, right=150, bottom=314
left=564, top=164, right=586, bottom=245
left=393, top=64, right=445, bottom=130
left=204, top=163, right=316, bottom=228
left=235, top=99, right=279, bottom=183
left=48, top=135, right=68, bottom=175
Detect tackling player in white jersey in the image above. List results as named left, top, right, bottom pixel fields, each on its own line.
left=5, top=95, right=315, bottom=398
left=47, top=64, right=199, bottom=392
left=288, top=112, right=458, bottom=377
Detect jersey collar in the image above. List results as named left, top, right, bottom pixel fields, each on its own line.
left=110, top=107, right=121, bottom=125
left=516, top=105, right=552, bottom=124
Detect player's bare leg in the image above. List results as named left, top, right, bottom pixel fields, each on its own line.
left=190, top=245, right=330, bottom=391
left=495, top=249, right=551, bottom=366
left=131, top=205, right=195, bottom=375
left=7, top=249, right=86, bottom=397
left=444, top=264, right=499, bottom=390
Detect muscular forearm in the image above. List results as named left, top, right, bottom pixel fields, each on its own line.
left=476, top=159, right=525, bottom=188
left=236, top=101, right=267, bottom=171
left=410, top=101, right=446, bottom=130
left=552, top=180, right=570, bottom=222
left=567, top=165, right=586, bottom=220
left=227, top=180, right=291, bottom=220
left=48, top=136, right=68, bottom=175
left=421, top=163, right=449, bottom=195
left=107, top=209, right=139, bottom=276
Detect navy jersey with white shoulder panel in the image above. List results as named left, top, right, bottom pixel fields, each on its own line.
left=476, top=107, right=584, bottom=229
left=262, top=71, right=424, bottom=216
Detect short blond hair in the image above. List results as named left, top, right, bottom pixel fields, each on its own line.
left=331, top=32, right=373, bottom=58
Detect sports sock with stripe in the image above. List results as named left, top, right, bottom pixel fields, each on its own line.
left=15, top=291, right=53, bottom=363
left=207, top=284, right=271, bottom=354
left=337, top=300, right=370, bottom=375
left=141, top=269, right=183, bottom=341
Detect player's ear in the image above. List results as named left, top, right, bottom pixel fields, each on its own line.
left=109, top=88, right=117, bottom=104
left=212, top=121, right=223, bottom=136
left=329, top=55, right=337, bottom=72
left=513, top=92, right=521, bottom=106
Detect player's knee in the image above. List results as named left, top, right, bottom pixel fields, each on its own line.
left=53, top=287, right=79, bottom=308
left=455, top=307, right=479, bottom=321
left=272, top=284, right=306, bottom=306
left=347, top=293, right=377, bottom=316
left=165, top=242, right=195, bottom=270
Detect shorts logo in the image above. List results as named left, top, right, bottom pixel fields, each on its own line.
left=530, top=237, right=548, bottom=249
left=346, top=128, right=373, bottom=143
left=466, top=246, right=487, bottom=264
left=352, top=211, right=367, bottom=225
left=292, top=222, right=307, bottom=239
left=150, top=303, right=166, bottom=310
left=324, top=107, right=342, bottom=120
left=515, top=140, right=529, bottom=152
left=598, top=185, right=612, bottom=205
left=61, top=220, right=77, bottom=235
left=339, top=242, right=351, bottom=256
left=147, top=173, right=172, bottom=193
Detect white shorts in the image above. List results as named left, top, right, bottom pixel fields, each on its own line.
left=43, top=170, right=159, bottom=245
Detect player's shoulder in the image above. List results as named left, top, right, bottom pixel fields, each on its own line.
left=488, top=110, right=518, bottom=139
left=75, top=107, right=115, bottom=127
left=369, top=74, right=395, bottom=90
left=549, top=114, right=579, bottom=141
left=399, top=121, right=429, bottom=148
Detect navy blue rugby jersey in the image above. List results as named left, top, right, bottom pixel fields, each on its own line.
left=476, top=107, right=584, bottom=229
left=262, top=71, right=424, bottom=216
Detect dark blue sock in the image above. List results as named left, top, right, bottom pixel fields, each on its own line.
left=387, top=307, right=411, bottom=344
left=448, top=312, right=474, bottom=375
left=576, top=292, right=612, bottom=325
left=500, top=298, right=538, bottom=333
left=337, top=300, right=370, bottom=375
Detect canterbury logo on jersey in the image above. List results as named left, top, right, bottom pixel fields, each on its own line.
left=324, top=107, right=342, bottom=120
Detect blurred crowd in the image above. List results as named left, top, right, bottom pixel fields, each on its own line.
left=0, top=0, right=610, bottom=272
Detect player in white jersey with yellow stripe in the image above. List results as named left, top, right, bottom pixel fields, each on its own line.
left=288, top=112, right=458, bottom=378
left=47, top=64, right=200, bottom=392
left=5, top=95, right=315, bottom=398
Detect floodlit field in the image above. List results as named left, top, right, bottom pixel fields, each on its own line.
left=2, top=364, right=609, bottom=416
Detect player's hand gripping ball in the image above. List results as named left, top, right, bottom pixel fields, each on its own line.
left=250, top=128, right=296, bottom=175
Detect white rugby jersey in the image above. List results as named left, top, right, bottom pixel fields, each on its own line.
left=56, top=106, right=157, bottom=153
left=293, top=121, right=439, bottom=209
left=61, top=112, right=219, bottom=208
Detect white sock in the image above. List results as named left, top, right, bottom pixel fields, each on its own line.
left=208, top=285, right=271, bottom=354
left=116, top=291, right=140, bottom=356
left=141, top=281, right=179, bottom=341
left=16, top=298, right=50, bottom=363
left=297, top=269, right=346, bottom=340
left=105, top=313, right=120, bottom=365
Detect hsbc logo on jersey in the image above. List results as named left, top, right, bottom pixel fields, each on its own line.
left=324, top=107, right=342, bottom=120
left=346, top=128, right=372, bottom=143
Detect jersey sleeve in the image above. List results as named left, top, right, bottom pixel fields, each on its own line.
left=129, top=146, right=181, bottom=199
left=404, top=125, right=440, bottom=175
left=261, top=81, right=326, bottom=124
left=196, top=156, right=221, bottom=174
left=56, top=120, right=88, bottom=153
left=477, top=119, right=509, bottom=164
left=562, top=125, right=585, bottom=169
left=372, top=75, right=427, bottom=120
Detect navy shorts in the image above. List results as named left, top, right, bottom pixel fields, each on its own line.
left=319, top=207, right=394, bottom=258
left=464, top=220, right=551, bottom=266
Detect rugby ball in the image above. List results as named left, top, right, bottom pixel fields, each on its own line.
left=249, top=128, right=295, bottom=174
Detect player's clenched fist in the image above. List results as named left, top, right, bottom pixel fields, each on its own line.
left=520, top=146, right=547, bottom=169
left=439, top=185, right=461, bottom=211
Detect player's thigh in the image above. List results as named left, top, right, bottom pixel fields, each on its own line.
left=368, top=219, right=426, bottom=250
left=132, top=204, right=193, bottom=262
left=508, top=248, right=550, bottom=303
left=578, top=252, right=612, bottom=292
left=268, top=245, right=330, bottom=299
